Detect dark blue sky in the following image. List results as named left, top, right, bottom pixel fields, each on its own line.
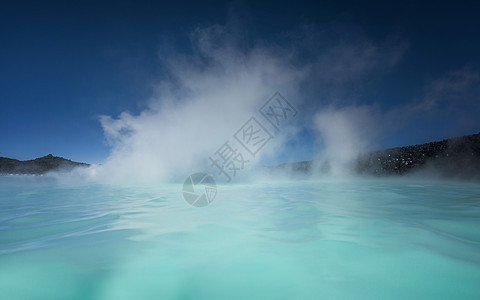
left=1, top=0, right=480, bottom=163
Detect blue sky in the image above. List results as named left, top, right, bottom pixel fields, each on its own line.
left=1, top=0, right=480, bottom=164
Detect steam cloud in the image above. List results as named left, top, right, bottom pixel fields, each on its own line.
left=313, top=105, right=381, bottom=176
left=76, top=20, right=479, bottom=183
left=89, top=24, right=306, bottom=183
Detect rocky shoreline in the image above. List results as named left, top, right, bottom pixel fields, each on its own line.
left=273, top=132, right=480, bottom=180
left=2, top=132, right=480, bottom=179
left=355, top=132, right=480, bottom=178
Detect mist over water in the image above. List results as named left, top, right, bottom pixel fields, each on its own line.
left=65, top=21, right=413, bottom=184
left=2, top=16, right=480, bottom=300
left=72, top=21, right=480, bottom=185
left=85, top=24, right=305, bottom=184
left=312, top=105, right=381, bottom=176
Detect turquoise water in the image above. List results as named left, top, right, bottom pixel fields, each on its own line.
left=1, top=177, right=480, bottom=299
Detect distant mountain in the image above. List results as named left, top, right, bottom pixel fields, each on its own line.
left=271, top=132, right=480, bottom=180
left=0, top=154, right=89, bottom=175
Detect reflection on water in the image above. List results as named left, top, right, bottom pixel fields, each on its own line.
left=0, top=177, right=479, bottom=299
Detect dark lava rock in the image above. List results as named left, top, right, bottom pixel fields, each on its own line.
left=272, top=132, right=480, bottom=180
left=0, top=154, right=89, bottom=175
left=355, top=132, right=480, bottom=179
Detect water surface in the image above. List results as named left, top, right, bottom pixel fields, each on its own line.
left=1, top=177, right=479, bottom=299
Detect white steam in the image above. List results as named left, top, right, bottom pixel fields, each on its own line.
left=89, top=25, right=305, bottom=183
left=77, top=21, right=445, bottom=182
left=313, top=105, right=380, bottom=176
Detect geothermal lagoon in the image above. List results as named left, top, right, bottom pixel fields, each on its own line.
left=1, top=177, right=479, bottom=299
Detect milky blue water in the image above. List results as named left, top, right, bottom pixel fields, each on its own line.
left=1, top=176, right=480, bottom=299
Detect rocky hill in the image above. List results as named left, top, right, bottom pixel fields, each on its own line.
left=355, top=132, right=480, bottom=178
left=0, top=154, right=89, bottom=175
left=272, top=132, right=480, bottom=179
